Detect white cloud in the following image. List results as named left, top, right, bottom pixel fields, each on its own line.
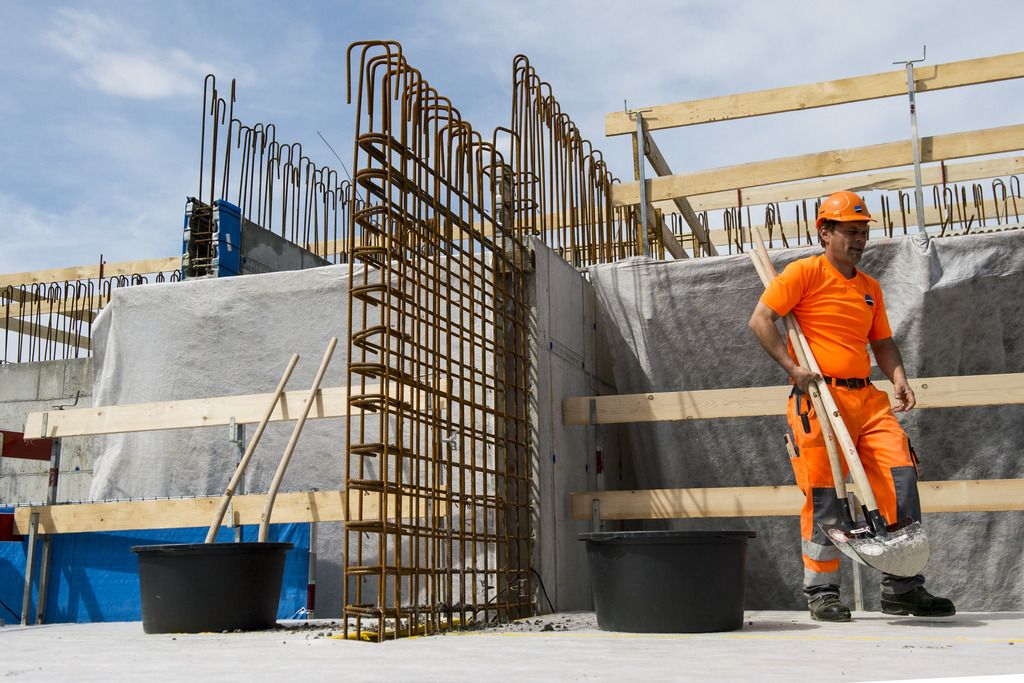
left=43, top=8, right=213, bottom=100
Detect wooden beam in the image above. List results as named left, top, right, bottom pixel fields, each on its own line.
left=0, top=316, right=90, bottom=351
left=563, top=373, right=1024, bottom=426
left=612, top=123, right=1024, bottom=207
left=690, top=197, right=1022, bottom=249
left=571, top=479, right=1024, bottom=520
left=0, top=257, right=181, bottom=289
left=642, top=125, right=717, bottom=256
left=11, top=488, right=443, bottom=535
left=654, top=155, right=1024, bottom=215
left=3, top=295, right=108, bottom=321
left=606, top=52, right=1024, bottom=136
left=24, top=386, right=354, bottom=439
left=632, top=130, right=687, bottom=260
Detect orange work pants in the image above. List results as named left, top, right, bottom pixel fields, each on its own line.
left=787, top=382, right=924, bottom=598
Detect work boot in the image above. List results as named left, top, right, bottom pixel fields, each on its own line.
left=880, top=587, right=956, bottom=617
left=808, top=594, right=851, bottom=622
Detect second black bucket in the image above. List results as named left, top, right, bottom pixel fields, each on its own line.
left=132, top=542, right=293, bottom=634
left=580, top=530, right=756, bottom=633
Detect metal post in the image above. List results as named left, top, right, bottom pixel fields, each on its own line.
left=21, top=512, right=39, bottom=625
left=635, top=112, right=651, bottom=256
left=894, top=47, right=928, bottom=237
left=848, top=489, right=865, bottom=612
left=307, top=521, right=317, bottom=619
left=34, top=439, right=62, bottom=624
left=228, top=418, right=244, bottom=542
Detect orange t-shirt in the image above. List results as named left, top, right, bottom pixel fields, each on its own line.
left=760, top=254, right=892, bottom=378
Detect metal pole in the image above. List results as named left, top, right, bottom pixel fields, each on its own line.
left=21, top=512, right=39, bottom=625
left=307, top=521, right=317, bottom=619
left=34, top=439, right=62, bottom=624
left=229, top=418, right=244, bottom=543
left=894, top=47, right=928, bottom=237
left=635, top=112, right=651, bottom=256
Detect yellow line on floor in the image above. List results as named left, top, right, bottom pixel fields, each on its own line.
left=450, top=630, right=1020, bottom=645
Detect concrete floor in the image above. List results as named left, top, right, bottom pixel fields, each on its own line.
left=1, top=611, right=1021, bottom=682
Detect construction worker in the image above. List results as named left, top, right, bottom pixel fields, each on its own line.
left=747, top=190, right=956, bottom=622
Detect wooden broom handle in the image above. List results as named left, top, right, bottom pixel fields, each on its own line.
left=205, top=353, right=301, bottom=543
left=258, top=337, right=338, bottom=542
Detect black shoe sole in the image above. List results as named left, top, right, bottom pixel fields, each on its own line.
left=809, top=611, right=852, bottom=622
left=880, top=604, right=956, bottom=617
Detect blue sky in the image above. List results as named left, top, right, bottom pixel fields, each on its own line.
left=2, top=0, right=1023, bottom=274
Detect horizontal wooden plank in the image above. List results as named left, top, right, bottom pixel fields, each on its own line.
left=0, top=257, right=181, bottom=289
left=655, top=155, right=1024, bottom=215
left=3, top=294, right=109, bottom=321
left=24, top=386, right=354, bottom=439
left=563, top=373, right=1024, bottom=425
left=571, top=479, right=1024, bottom=520
left=11, top=488, right=443, bottom=535
left=696, top=197, right=1021, bottom=250
left=0, top=315, right=90, bottom=351
left=612, top=124, right=1024, bottom=207
left=606, top=52, right=1024, bottom=135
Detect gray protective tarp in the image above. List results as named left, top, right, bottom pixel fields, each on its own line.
left=86, top=256, right=511, bottom=614
left=589, top=230, right=1024, bottom=611
left=89, top=265, right=349, bottom=501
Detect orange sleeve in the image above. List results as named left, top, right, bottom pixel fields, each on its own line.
left=868, top=282, right=893, bottom=340
left=760, top=259, right=806, bottom=317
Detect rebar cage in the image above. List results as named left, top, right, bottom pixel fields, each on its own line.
left=343, top=41, right=533, bottom=640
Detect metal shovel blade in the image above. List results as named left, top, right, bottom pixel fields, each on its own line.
left=821, top=518, right=930, bottom=577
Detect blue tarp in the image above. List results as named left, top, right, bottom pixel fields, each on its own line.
left=0, top=512, right=309, bottom=624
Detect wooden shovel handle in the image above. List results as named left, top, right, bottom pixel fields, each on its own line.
left=748, top=243, right=848, bottom=500
left=749, top=230, right=879, bottom=511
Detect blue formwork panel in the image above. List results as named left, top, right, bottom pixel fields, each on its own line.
left=180, top=198, right=242, bottom=279
left=213, top=200, right=242, bottom=277
left=0, top=517, right=309, bottom=624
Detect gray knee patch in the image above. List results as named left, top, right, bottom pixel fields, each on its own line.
left=891, top=465, right=922, bottom=522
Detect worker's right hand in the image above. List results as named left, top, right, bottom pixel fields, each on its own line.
left=791, top=366, right=821, bottom=393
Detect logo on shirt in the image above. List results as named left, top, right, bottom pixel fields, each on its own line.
left=865, top=293, right=875, bottom=307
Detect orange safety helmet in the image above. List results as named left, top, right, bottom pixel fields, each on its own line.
left=815, top=191, right=876, bottom=230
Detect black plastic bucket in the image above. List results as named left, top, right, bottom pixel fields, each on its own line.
left=580, top=530, right=756, bottom=633
left=132, top=542, right=293, bottom=634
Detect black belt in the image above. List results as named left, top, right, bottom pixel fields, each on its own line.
left=822, top=375, right=871, bottom=389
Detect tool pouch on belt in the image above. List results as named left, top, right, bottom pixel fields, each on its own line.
left=786, top=434, right=807, bottom=491
left=790, top=385, right=812, bottom=434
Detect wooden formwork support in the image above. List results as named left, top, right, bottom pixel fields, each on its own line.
left=637, top=120, right=716, bottom=256
left=682, top=197, right=1023, bottom=249
left=0, top=316, right=91, bottom=351
left=571, top=479, right=1024, bottom=520
left=605, top=52, right=1024, bottom=136
left=0, top=257, right=181, bottom=290
left=563, top=373, right=1024, bottom=426
left=11, top=488, right=444, bottom=535
left=654, top=155, right=1024, bottom=216
left=611, top=123, right=1024, bottom=207
left=23, top=386, right=357, bottom=439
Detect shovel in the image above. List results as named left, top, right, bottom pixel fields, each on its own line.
left=750, top=229, right=929, bottom=577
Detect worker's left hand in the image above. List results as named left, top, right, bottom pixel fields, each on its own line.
left=892, top=378, right=916, bottom=412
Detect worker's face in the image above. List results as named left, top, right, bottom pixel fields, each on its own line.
left=821, top=221, right=869, bottom=265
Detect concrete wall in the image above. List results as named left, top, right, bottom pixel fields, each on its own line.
left=530, top=240, right=623, bottom=612
left=240, top=218, right=330, bottom=275
left=0, top=358, right=93, bottom=505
